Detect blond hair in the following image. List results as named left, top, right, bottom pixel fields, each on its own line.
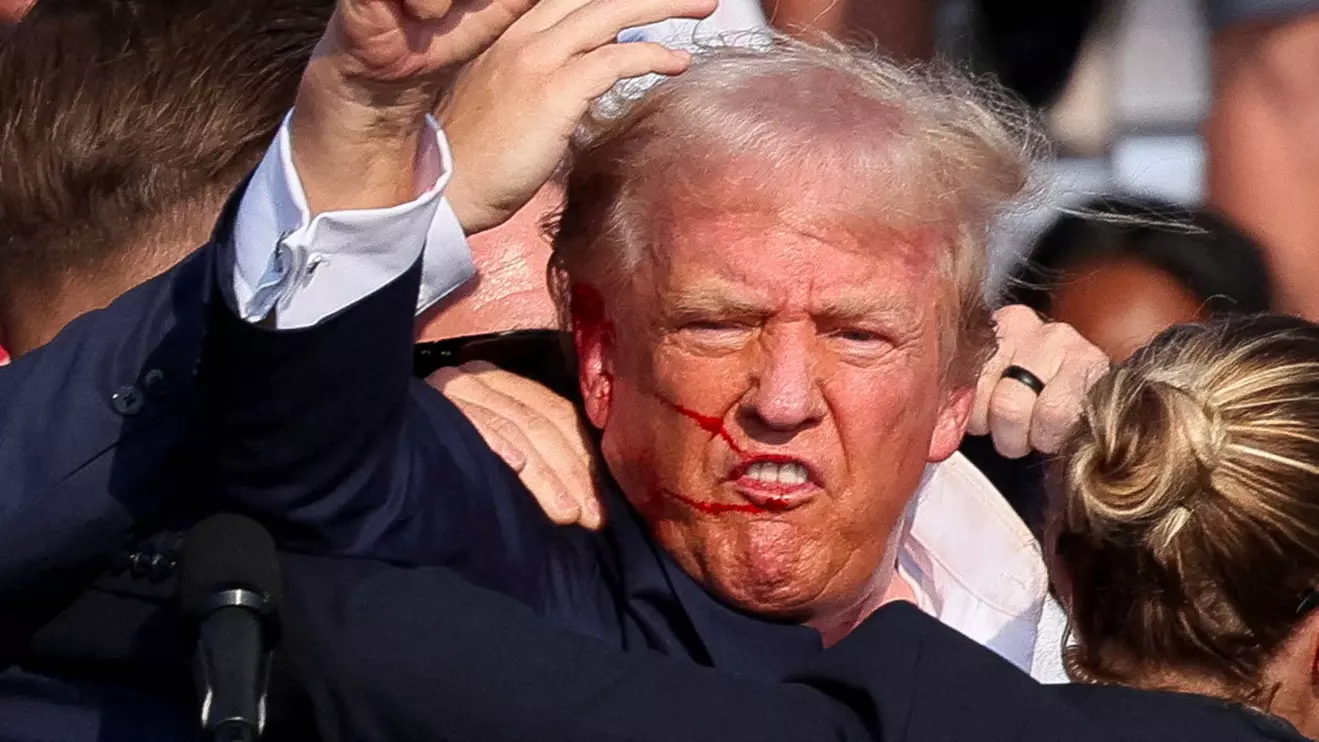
left=549, top=32, right=1045, bottom=386
left=1056, top=314, right=1319, bottom=702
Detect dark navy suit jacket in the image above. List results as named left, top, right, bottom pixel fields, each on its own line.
left=274, top=556, right=1305, bottom=742
left=0, top=203, right=1306, bottom=742
left=192, top=216, right=1314, bottom=742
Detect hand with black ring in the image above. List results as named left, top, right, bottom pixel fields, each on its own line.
left=967, top=305, right=1110, bottom=458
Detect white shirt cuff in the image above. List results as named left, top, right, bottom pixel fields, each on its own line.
left=230, top=113, right=475, bottom=329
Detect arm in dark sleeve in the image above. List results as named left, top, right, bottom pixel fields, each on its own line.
left=272, top=553, right=871, bottom=742
left=786, top=602, right=1114, bottom=742
left=202, top=252, right=563, bottom=580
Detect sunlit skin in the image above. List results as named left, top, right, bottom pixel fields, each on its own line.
left=416, top=185, right=561, bottom=341
left=0, top=0, right=32, bottom=25
left=574, top=209, right=972, bottom=641
left=1049, top=257, right=1206, bottom=363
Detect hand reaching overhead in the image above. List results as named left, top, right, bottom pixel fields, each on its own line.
left=324, top=0, right=538, bottom=95
left=439, top=0, right=718, bottom=233
left=291, top=0, right=537, bottom=214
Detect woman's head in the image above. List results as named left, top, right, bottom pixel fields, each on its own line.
left=1008, top=197, right=1273, bottom=361
left=1052, top=314, right=1319, bottom=720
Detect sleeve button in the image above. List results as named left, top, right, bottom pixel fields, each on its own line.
left=111, top=385, right=144, bottom=416
left=143, top=368, right=168, bottom=394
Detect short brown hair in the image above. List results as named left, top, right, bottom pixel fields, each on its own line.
left=1056, top=314, right=1319, bottom=702
left=0, top=0, right=330, bottom=309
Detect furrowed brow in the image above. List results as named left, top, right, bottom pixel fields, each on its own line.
left=664, top=284, right=771, bottom=323
left=813, top=294, right=912, bottom=324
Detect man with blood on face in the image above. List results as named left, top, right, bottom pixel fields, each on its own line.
left=557, top=42, right=1021, bottom=639
left=588, top=215, right=964, bottom=633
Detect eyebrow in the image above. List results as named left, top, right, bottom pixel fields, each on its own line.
left=663, top=282, right=772, bottom=321
left=811, top=295, right=914, bottom=324
left=662, top=286, right=916, bottom=330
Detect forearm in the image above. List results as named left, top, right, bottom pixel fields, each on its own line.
left=275, top=554, right=872, bottom=742
left=211, top=43, right=474, bottom=535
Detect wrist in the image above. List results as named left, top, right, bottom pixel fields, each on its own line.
left=444, top=175, right=503, bottom=235
left=290, top=58, right=429, bottom=214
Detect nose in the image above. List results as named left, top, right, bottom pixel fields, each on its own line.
left=741, top=331, right=823, bottom=433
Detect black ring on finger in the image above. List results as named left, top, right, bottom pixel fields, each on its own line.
left=1002, top=364, right=1046, bottom=396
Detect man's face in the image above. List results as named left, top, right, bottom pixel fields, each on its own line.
left=578, top=208, right=972, bottom=623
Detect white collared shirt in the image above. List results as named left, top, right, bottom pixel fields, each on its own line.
left=230, top=114, right=472, bottom=328
left=900, top=452, right=1070, bottom=683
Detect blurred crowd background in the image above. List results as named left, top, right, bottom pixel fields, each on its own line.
left=5, top=0, right=1311, bottom=368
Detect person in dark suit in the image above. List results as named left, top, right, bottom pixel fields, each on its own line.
left=267, top=548, right=1309, bottom=742
left=1, top=0, right=1113, bottom=717
left=260, top=317, right=1319, bottom=742
left=271, top=553, right=1125, bottom=742
left=0, top=0, right=701, bottom=738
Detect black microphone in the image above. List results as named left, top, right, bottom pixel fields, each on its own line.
left=180, top=514, right=281, bottom=742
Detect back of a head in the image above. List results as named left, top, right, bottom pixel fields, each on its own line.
left=1007, top=196, right=1274, bottom=316
left=1055, top=314, right=1319, bottom=701
left=551, top=32, right=1046, bottom=388
left=0, top=0, right=331, bottom=353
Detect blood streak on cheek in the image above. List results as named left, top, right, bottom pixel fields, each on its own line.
left=670, top=404, right=745, bottom=455
left=670, top=403, right=800, bottom=466
left=656, top=402, right=797, bottom=515
left=662, top=488, right=766, bottom=514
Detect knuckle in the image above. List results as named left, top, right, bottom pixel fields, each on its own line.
left=405, top=0, right=452, bottom=21
left=1085, top=347, right=1111, bottom=369
left=546, top=398, right=583, bottom=426
left=487, top=415, right=525, bottom=441
left=426, top=366, right=460, bottom=389
left=524, top=414, right=556, bottom=436
left=994, top=436, right=1031, bottom=459
left=1036, top=322, right=1075, bottom=347
left=512, top=40, right=552, bottom=74
left=459, top=360, right=500, bottom=374
left=1033, top=394, right=1078, bottom=434
left=988, top=388, right=1035, bottom=424
left=993, top=304, right=1042, bottom=335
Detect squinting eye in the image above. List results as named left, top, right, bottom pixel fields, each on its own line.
left=684, top=320, right=747, bottom=333
left=833, top=328, right=884, bottom=343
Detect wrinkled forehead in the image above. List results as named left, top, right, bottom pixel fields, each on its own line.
left=634, top=207, right=944, bottom=322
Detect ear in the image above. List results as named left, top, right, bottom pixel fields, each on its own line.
left=927, top=386, right=974, bottom=463
left=1303, top=606, right=1319, bottom=683
left=570, top=283, right=615, bottom=430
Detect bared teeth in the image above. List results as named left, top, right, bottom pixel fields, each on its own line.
left=743, top=461, right=808, bottom=485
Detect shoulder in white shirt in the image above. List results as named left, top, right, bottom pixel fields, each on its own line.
left=899, top=452, right=1070, bottom=683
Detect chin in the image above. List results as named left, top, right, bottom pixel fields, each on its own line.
left=705, top=558, right=836, bottom=621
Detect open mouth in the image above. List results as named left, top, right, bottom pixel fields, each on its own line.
left=726, top=456, right=819, bottom=511
left=663, top=401, right=820, bottom=515
left=736, top=459, right=811, bottom=487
